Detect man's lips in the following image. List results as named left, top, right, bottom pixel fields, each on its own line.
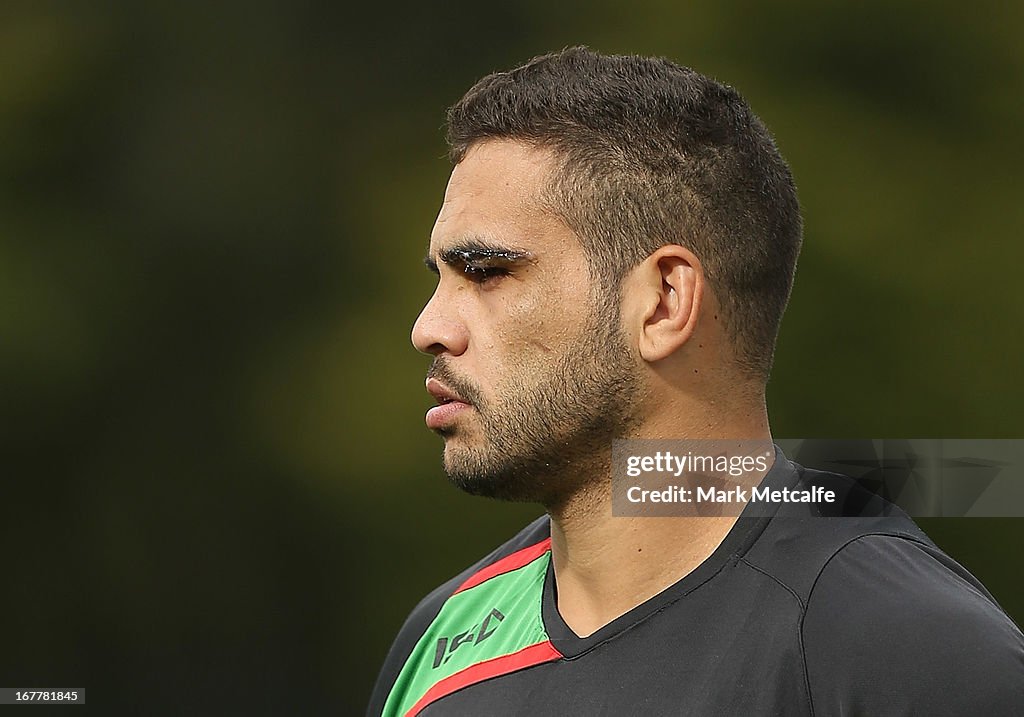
left=425, top=377, right=470, bottom=405
left=425, top=377, right=473, bottom=430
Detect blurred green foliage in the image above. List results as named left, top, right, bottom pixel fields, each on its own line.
left=1, top=1, right=1021, bottom=713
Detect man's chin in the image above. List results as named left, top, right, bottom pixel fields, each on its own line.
left=440, top=443, right=488, bottom=481
left=444, top=470, right=537, bottom=502
left=441, top=446, right=569, bottom=504
left=441, top=447, right=517, bottom=499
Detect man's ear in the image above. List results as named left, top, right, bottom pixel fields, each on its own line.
left=623, top=244, right=704, bottom=363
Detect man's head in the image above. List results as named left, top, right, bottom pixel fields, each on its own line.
left=412, top=47, right=802, bottom=504
left=412, top=141, right=643, bottom=505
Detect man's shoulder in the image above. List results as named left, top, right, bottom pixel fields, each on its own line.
left=365, top=515, right=551, bottom=717
left=388, top=514, right=551, bottom=651
left=800, top=531, right=1024, bottom=712
left=404, top=514, right=551, bottom=624
left=746, top=463, right=1024, bottom=712
left=741, top=462, right=936, bottom=602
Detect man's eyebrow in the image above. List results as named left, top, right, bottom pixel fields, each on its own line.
left=424, top=240, right=535, bottom=274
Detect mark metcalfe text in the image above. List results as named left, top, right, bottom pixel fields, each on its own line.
left=626, top=484, right=837, bottom=504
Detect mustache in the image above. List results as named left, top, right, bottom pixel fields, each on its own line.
left=426, top=358, right=485, bottom=407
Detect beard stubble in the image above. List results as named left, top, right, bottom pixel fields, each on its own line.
left=427, top=298, right=644, bottom=508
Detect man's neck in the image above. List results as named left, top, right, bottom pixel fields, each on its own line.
left=548, top=506, right=743, bottom=638
left=546, top=402, right=771, bottom=638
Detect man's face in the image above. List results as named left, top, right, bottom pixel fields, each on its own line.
left=411, top=140, right=642, bottom=504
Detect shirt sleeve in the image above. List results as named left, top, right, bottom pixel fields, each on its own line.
left=802, top=534, right=1024, bottom=716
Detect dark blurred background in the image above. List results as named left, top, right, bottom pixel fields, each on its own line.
left=2, top=1, right=1021, bottom=714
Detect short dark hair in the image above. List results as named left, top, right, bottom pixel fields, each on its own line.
left=446, top=47, right=802, bottom=381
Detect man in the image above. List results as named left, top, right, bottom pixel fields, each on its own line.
left=367, top=47, right=1024, bottom=715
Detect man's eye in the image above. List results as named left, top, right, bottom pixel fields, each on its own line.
left=462, top=265, right=509, bottom=283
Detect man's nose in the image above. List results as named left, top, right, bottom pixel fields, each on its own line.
left=411, top=288, right=468, bottom=357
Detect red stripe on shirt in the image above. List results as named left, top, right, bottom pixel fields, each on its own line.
left=404, top=640, right=562, bottom=717
left=452, top=537, right=552, bottom=595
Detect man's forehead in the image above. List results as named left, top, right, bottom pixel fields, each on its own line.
left=428, top=140, right=558, bottom=255
left=442, top=141, right=555, bottom=213
left=451, top=139, right=556, bottom=185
